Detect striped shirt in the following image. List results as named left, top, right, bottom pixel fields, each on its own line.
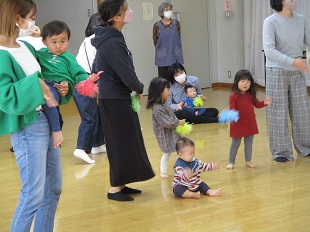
left=172, top=157, right=215, bottom=191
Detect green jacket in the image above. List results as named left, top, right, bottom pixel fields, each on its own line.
left=37, top=48, right=88, bottom=104
left=0, top=41, right=45, bottom=136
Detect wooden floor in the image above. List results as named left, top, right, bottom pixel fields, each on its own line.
left=1, top=87, right=310, bottom=232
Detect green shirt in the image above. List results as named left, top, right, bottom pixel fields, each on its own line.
left=0, top=42, right=45, bottom=136
left=37, top=48, right=88, bottom=104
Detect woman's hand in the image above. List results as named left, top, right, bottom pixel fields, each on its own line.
left=293, top=58, right=310, bottom=73
left=200, top=95, right=207, bottom=101
left=39, top=79, right=58, bottom=107
left=53, top=81, right=69, bottom=97
left=136, top=93, right=143, bottom=103
left=176, top=102, right=183, bottom=110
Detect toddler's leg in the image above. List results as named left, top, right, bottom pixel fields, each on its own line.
left=198, top=181, right=222, bottom=196
left=160, top=153, right=171, bottom=179
left=41, top=84, right=63, bottom=148
left=173, top=185, right=200, bottom=199
left=244, top=135, right=256, bottom=168
left=227, top=137, right=241, bottom=169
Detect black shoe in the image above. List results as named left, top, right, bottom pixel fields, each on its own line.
left=10, top=147, right=14, bottom=152
left=274, top=157, right=289, bottom=162
left=306, top=153, right=310, bottom=157
left=107, top=192, right=134, bottom=201
left=121, top=186, right=142, bottom=194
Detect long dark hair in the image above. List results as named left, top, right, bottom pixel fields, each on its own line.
left=146, top=77, right=170, bottom=110
left=232, top=69, right=257, bottom=100
left=98, top=0, right=126, bottom=27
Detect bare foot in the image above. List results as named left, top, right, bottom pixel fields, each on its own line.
left=226, top=163, right=234, bottom=170
left=207, top=188, right=222, bottom=196
left=160, top=173, right=170, bottom=179
left=181, top=190, right=201, bottom=199
left=192, top=191, right=201, bottom=199
left=53, top=131, right=63, bottom=148
left=246, top=162, right=256, bottom=168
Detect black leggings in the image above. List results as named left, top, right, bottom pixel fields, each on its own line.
left=173, top=181, right=210, bottom=197
left=174, top=108, right=219, bottom=124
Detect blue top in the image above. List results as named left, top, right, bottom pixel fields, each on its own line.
left=155, top=19, right=184, bottom=66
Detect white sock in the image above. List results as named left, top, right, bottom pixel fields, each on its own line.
left=91, top=145, right=106, bottom=154
left=73, top=149, right=95, bottom=164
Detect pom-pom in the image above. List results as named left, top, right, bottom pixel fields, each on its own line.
left=193, top=97, right=204, bottom=107
left=176, top=122, right=193, bottom=136
left=218, top=109, right=239, bottom=123
left=131, top=95, right=141, bottom=112
left=75, top=71, right=102, bottom=98
left=75, top=80, right=98, bottom=98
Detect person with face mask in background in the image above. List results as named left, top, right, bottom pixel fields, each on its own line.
left=263, top=0, right=310, bottom=162
left=0, top=0, right=63, bottom=231
left=153, top=2, right=183, bottom=80
left=91, top=0, right=155, bottom=201
left=167, top=62, right=219, bottom=124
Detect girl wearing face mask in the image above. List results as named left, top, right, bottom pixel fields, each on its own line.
left=91, top=0, right=155, bottom=202
left=263, top=0, right=310, bottom=162
left=167, top=62, right=219, bottom=124
left=153, top=2, right=184, bottom=80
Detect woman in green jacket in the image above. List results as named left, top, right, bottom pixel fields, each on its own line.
left=0, top=0, right=66, bottom=231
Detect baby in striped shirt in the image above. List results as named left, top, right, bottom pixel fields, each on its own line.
left=172, top=137, right=222, bottom=199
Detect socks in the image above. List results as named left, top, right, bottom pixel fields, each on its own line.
left=91, top=146, right=106, bottom=154
left=73, top=149, right=95, bottom=164
left=121, top=186, right=142, bottom=194
left=274, top=157, right=289, bottom=162
left=107, top=192, right=134, bottom=201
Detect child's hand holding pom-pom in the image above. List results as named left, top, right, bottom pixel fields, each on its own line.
left=176, top=122, right=193, bottom=136
left=218, top=109, right=239, bottom=123
left=75, top=71, right=103, bottom=98
left=131, top=94, right=141, bottom=112
left=193, top=97, right=204, bottom=107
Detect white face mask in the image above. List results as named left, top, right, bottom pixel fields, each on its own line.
left=175, top=72, right=186, bottom=84
left=18, top=19, right=36, bottom=37
left=163, top=10, right=173, bottom=19
left=285, top=0, right=297, bottom=12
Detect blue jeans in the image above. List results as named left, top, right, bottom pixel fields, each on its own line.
left=73, top=89, right=105, bottom=154
left=42, top=80, right=61, bottom=132
left=182, top=106, right=207, bottom=116
left=10, top=112, right=62, bottom=232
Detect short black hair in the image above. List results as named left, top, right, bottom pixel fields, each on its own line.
left=184, top=84, right=196, bottom=94
left=176, top=137, right=195, bottom=154
left=168, top=62, right=186, bottom=84
left=41, top=20, right=71, bottom=40
left=270, top=0, right=283, bottom=12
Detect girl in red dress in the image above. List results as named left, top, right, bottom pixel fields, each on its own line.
left=226, top=70, right=272, bottom=170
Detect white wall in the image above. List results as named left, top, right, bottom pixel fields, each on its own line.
left=35, top=0, right=243, bottom=91
left=36, top=0, right=95, bottom=56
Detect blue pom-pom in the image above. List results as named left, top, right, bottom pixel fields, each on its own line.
left=218, top=109, right=239, bottom=123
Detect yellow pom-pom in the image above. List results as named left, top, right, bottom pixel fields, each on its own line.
left=176, top=122, right=193, bottom=136
left=193, top=97, right=204, bottom=107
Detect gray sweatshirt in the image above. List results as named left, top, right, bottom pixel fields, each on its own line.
left=263, top=13, right=310, bottom=71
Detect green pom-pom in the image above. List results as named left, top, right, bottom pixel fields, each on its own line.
left=176, top=122, right=193, bottom=136
left=131, top=95, right=141, bottom=112
left=193, top=97, right=204, bottom=107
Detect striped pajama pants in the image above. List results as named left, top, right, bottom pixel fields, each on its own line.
left=266, top=67, right=310, bottom=159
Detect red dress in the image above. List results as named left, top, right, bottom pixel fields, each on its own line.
left=229, top=92, right=265, bottom=138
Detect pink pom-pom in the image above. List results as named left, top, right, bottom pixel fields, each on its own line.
left=75, top=71, right=103, bottom=98
left=75, top=80, right=98, bottom=98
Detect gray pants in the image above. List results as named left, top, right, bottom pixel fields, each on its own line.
left=266, top=68, right=310, bottom=159
left=229, top=135, right=254, bottom=164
